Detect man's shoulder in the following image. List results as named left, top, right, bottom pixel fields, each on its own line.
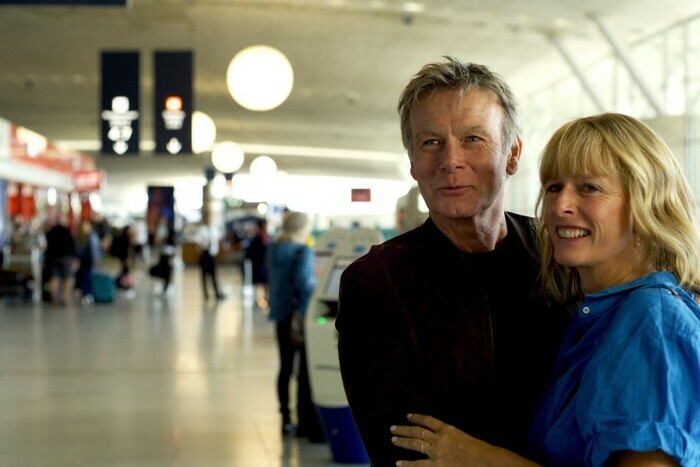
left=348, top=223, right=427, bottom=269
left=505, top=211, right=535, bottom=230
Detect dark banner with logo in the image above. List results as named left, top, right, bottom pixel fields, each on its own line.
left=100, top=51, right=140, bottom=155
left=0, top=0, right=127, bottom=5
left=154, top=51, right=193, bottom=155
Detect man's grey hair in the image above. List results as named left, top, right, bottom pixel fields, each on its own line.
left=397, top=56, right=522, bottom=154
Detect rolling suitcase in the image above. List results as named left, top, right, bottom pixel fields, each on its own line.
left=91, top=271, right=116, bottom=303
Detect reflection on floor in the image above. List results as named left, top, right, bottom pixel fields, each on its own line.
left=0, top=262, right=369, bottom=467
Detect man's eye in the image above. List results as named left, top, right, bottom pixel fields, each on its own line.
left=422, top=139, right=439, bottom=146
left=465, top=136, right=480, bottom=143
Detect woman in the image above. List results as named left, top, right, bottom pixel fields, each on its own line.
left=74, top=219, right=102, bottom=303
left=149, top=217, right=175, bottom=296
left=390, top=113, right=700, bottom=466
left=267, top=211, right=325, bottom=442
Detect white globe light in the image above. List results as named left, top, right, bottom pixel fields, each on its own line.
left=192, top=111, right=217, bottom=154
left=211, top=141, right=245, bottom=174
left=249, top=155, right=277, bottom=178
left=226, top=45, right=294, bottom=111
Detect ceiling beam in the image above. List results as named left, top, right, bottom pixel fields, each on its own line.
left=547, top=33, right=606, bottom=112
left=588, top=13, right=666, bottom=116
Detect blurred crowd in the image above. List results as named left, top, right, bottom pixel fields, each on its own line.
left=0, top=211, right=271, bottom=307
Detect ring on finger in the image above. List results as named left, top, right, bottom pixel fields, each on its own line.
left=421, top=441, right=424, bottom=454
left=421, top=429, right=425, bottom=440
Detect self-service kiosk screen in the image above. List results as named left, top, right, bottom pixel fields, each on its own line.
left=324, top=257, right=355, bottom=300
left=314, top=251, right=332, bottom=281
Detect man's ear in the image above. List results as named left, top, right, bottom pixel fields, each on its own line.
left=409, top=160, right=417, bottom=181
left=506, top=137, right=523, bottom=176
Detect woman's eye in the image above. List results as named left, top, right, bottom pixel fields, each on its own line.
left=545, top=183, right=561, bottom=193
left=582, top=184, right=600, bottom=193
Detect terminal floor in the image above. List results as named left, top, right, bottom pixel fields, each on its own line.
left=0, top=262, right=368, bottom=467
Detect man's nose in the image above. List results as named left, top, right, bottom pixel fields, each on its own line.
left=439, top=140, right=465, bottom=173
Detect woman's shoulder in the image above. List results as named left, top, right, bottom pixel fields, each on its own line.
left=616, top=277, right=700, bottom=340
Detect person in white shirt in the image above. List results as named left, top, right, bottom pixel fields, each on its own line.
left=196, top=215, right=223, bottom=301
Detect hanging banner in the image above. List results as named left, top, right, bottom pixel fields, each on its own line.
left=154, top=51, right=193, bottom=155
left=100, top=51, right=140, bottom=155
left=0, top=117, right=10, bottom=159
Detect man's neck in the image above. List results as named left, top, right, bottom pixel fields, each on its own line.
left=431, top=210, right=508, bottom=253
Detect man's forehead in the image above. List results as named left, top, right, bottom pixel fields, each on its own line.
left=409, top=88, right=504, bottom=125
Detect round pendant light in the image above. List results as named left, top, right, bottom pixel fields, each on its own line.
left=191, top=111, right=217, bottom=154
left=211, top=141, right=245, bottom=174
left=249, top=155, right=277, bottom=178
left=226, top=45, right=294, bottom=111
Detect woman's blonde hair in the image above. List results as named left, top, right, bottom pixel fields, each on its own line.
left=535, top=113, right=700, bottom=304
left=76, top=219, right=93, bottom=247
left=278, top=211, right=309, bottom=243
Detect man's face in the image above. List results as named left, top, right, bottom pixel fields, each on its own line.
left=408, top=88, right=520, bottom=225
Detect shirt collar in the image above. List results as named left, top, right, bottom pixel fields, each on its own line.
left=577, top=271, right=678, bottom=319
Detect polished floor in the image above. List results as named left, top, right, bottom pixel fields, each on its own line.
left=0, top=258, right=369, bottom=467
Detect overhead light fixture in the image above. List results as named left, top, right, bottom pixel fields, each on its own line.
left=191, top=111, right=217, bottom=154
left=211, top=141, right=245, bottom=174
left=402, top=2, right=425, bottom=13
left=249, top=155, right=277, bottom=178
left=226, top=45, right=294, bottom=111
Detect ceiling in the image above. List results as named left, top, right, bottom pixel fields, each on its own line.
left=0, top=0, right=698, bottom=195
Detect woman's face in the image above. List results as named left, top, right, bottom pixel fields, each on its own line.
left=543, top=173, right=641, bottom=293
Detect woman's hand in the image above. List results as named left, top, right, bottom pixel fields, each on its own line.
left=390, top=413, right=540, bottom=467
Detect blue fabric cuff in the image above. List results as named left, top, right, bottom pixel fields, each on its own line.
left=588, top=421, right=699, bottom=466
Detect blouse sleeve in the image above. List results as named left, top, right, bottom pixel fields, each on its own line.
left=576, top=289, right=700, bottom=466
left=295, top=246, right=316, bottom=314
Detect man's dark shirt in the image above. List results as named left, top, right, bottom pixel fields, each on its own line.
left=336, top=214, right=571, bottom=466
left=45, top=224, right=77, bottom=260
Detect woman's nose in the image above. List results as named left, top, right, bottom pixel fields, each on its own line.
left=552, top=188, right=576, bottom=215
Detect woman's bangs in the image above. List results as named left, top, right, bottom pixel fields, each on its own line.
left=540, top=127, right=616, bottom=182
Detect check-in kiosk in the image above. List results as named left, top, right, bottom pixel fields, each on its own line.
left=306, top=228, right=383, bottom=464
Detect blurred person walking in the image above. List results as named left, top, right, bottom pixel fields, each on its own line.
left=245, top=218, right=269, bottom=309
left=74, top=219, right=102, bottom=304
left=45, top=213, right=78, bottom=305
left=109, top=224, right=134, bottom=290
left=149, top=216, right=176, bottom=296
left=196, top=213, right=223, bottom=301
left=267, top=212, right=325, bottom=442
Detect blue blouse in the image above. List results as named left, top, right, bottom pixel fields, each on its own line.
left=267, top=241, right=316, bottom=322
left=529, top=272, right=700, bottom=466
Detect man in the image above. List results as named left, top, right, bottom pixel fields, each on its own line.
left=336, top=57, right=571, bottom=465
left=45, top=213, right=78, bottom=305
left=196, top=212, right=224, bottom=301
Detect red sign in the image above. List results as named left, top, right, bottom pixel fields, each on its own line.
left=351, top=188, right=371, bottom=202
left=73, top=170, right=104, bottom=193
